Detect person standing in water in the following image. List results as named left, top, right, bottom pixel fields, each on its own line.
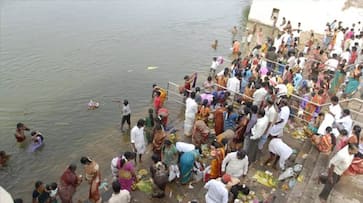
left=80, top=157, right=101, bottom=203
left=15, top=122, right=30, bottom=143
left=131, top=119, right=146, bottom=163
left=121, top=99, right=131, bottom=132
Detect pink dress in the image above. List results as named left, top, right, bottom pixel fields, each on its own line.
left=118, top=161, right=135, bottom=191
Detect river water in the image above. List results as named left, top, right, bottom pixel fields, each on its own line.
left=0, top=0, right=250, bottom=200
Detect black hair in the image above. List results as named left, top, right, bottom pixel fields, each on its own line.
left=112, top=181, right=121, bottom=194
left=331, top=96, right=339, bottom=103
left=137, top=119, right=145, bottom=127
left=353, top=125, right=361, bottom=136
left=211, top=140, right=224, bottom=148
left=258, top=109, right=265, bottom=117
left=120, top=152, right=136, bottom=168
left=190, top=92, right=196, bottom=99
left=325, top=126, right=332, bottom=133
left=237, top=150, right=247, bottom=159
left=343, top=109, right=350, bottom=115
left=123, top=100, right=129, bottom=105
left=251, top=105, right=258, bottom=114
left=68, top=164, right=77, bottom=172
left=340, top=129, right=348, bottom=136
left=80, top=157, right=92, bottom=165
left=16, top=123, right=24, bottom=129
left=151, top=154, right=160, bottom=163
left=35, top=181, right=43, bottom=189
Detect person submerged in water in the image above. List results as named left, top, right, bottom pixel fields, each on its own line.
left=14, top=122, right=30, bottom=143
left=0, top=151, right=10, bottom=167
left=30, top=131, right=44, bottom=152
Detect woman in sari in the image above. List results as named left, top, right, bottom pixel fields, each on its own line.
left=192, top=120, right=210, bottom=147
left=58, top=164, right=82, bottom=203
left=196, top=99, right=210, bottom=123
left=345, top=125, right=363, bottom=175
left=305, top=113, right=324, bottom=137
left=344, top=65, right=362, bottom=97
left=214, top=105, right=226, bottom=136
left=305, top=89, right=324, bottom=122
left=243, top=81, right=255, bottom=103
left=216, top=70, right=229, bottom=91
left=179, top=149, right=200, bottom=184
left=312, top=127, right=336, bottom=153
left=329, top=64, right=346, bottom=96
left=80, top=157, right=101, bottom=203
left=118, top=152, right=137, bottom=192
left=152, top=121, right=167, bottom=156
left=208, top=141, right=225, bottom=179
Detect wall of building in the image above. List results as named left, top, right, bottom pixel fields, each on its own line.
left=248, top=0, right=363, bottom=33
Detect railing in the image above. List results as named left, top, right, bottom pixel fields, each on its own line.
left=164, top=56, right=363, bottom=125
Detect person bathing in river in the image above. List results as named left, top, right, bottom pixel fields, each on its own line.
left=29, top=131, right=44, bottom=152
left=0, top=151, right=10, bottom=167
left=15, top=122, right=30, bottom=143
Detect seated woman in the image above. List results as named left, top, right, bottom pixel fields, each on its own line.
left=345, top=125, right=363, bottom=175
left=29, top=131, right=44, bottom=152
left=192, top=120, right=210, bottom=147
left=343, top=65, right=362, bottom=97
left=312, top=127, right=336, bottom=153
left=150, top=155, right=169, bottom=198
left=305, top=113, right=324, bottom=137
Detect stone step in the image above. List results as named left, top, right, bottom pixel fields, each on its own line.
left=286, top=141, right=317, bottom=203
left=298, top=152, right=330, bottom=203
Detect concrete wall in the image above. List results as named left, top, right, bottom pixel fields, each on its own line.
left=248, top=0, right=363, bottom=33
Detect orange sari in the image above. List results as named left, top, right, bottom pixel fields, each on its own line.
left=214, top=107, right=226, bottom=135
left=216, top=76, right=228, bottom=90
left=312, top=134, right=333, bottom=153
left=84, top=161, right=101, bottom=202
left=209, top=148, right=225, bottom=179
left=305, top=94, right=323, bottom=122
left=197, top=105, right=210, bottom=122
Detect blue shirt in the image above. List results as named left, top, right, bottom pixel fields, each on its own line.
left=293, top=73, right=303, bottom=90
left=223, top=112, right=239, bottom=131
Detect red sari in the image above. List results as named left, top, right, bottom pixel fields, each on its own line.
left=58, top=169, right=79, bottom=203
left=214, top=107, right=226, bottom=135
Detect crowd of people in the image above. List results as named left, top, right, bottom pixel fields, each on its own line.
left=1, top=16, right=363, bottom=203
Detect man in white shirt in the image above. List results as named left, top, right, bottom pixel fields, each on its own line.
left=204, top=174, right=230, bottom=203
left=121, top=100, right=131, bottom=132
left=324, top=53, right=339, bottom=73
left=333, top=109, right=353, bottom=136
left=275, top=82, right=288, bottom=98
left=184, top=92, right=198, bottom=136
left=252, top=82, right=268, bottom=107
left=318, top=144, right=358, bottom=203
left=317, top=96, right=342, bottom=135
left=226, top=74, right=240, bottom=95
left=222, top=150, right=249, bottom=178
left=259, top=98, right=278, bottom=150
left=130, top=119, right=146, bottom=163
left=248, top=109, right=269, bottom=163
left=108, top=181, right=131, bottom=203
left=265, top=137, right=293, bottom=170
left=269, top=99, right=290, bottom=137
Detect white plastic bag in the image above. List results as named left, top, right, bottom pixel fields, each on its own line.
left=168, top=164, right=180, bottom=182
left=278, top=167, right=295, bottom=181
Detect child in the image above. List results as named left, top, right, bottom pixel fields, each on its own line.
left=0, top=151, right=10, bottom=167
left=210, top=57, right=218, bottom=76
